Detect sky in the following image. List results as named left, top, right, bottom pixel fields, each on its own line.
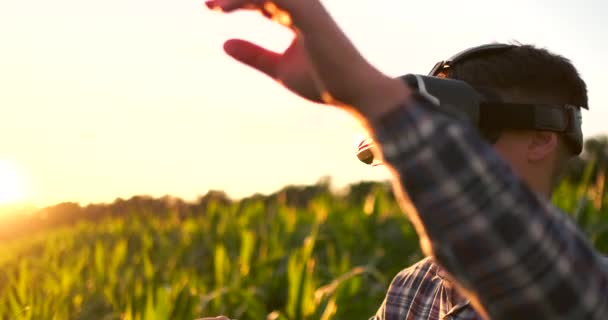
left=0, top=0, right=607, bottom=207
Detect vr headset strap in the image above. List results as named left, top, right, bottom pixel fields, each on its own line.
left=479, top=103, right=570, bottom=132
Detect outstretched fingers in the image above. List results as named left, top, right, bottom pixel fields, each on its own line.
left=223, top=39, right=280, bottom=78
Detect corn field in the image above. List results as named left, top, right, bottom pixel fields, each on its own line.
left=1, top=166, right=608, bottom=319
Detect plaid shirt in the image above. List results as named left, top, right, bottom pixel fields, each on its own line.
left=367, top=91, right=608, bottom=320
left=372, top=257, right=482, bottom=320
left=370, top=258, right=483, bottom=320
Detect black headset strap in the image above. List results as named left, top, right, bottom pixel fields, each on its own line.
left=479, top=103, right=572, bottom=132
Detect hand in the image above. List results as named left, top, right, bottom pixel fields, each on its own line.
left=223, top=38, right=322, bottom=103
left=206, top=0, right=410, bottom=120
left=206, top=0, right=325, bottom=103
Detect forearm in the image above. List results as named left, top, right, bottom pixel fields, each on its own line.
left=367, top=93, right=608, bottom=319
left=289, top=2, right=409, bottom=117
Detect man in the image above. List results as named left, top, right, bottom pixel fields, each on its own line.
left=356, top=43, right=590, bottom=319
left=203, top=0, right=608, bottom=319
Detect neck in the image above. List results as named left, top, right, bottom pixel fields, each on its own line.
left=523, top=174, right=553, bottom=199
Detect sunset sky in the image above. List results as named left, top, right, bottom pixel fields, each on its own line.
left=1, top=0, right=607, bottom=207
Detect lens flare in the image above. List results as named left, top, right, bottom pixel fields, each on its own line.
left=208, top=1, right=293, bottom=28
left=0, top=159, right=28, bottom=205
left=262, top=2, right=292, bottom=27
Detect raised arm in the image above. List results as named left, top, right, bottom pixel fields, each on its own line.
left=207, top=1, right=608, bottom=319
left=366, top=79, right=608, bottom=318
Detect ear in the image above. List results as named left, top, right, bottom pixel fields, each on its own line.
left=527, top=131, right=559, bottom=162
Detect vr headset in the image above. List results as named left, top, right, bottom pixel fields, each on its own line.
left=357, top=43, right=586, bottom=165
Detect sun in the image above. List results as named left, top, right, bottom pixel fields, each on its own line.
left=0, top=159, right=28, bottom=205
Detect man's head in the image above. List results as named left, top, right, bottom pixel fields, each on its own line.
left=356, top=43, right=588, bottom=196
left=441, top=43, right=588, bottom=195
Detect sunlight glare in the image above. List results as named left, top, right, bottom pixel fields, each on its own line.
left=0, top=159, right=28, bottom=205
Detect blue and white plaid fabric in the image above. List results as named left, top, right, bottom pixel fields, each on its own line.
left=368, top=94, right=608, bottom=320
left=371, top=257, right=482, bottom=320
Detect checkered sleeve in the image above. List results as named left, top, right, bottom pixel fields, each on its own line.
left=368, top=94, right=608, bottom=319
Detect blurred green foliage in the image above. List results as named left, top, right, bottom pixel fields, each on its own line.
left=1, top=135, right=608, bottom=320
left=1, top=181, right=422, bottom=319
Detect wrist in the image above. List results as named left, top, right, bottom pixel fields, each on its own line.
left=356, top=77, right=413, bottom=121
left=287, top=1, right=329, bottom=34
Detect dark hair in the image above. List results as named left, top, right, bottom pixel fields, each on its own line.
left=443, top=43, right=588, bottom=147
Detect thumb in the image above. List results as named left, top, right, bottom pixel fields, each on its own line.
left=223, top=39, right=280, bottom=78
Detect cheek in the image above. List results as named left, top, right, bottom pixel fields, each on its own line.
left=494, top=145, right=514, bottom=165
left=493, top=140, right=527, bottom=174
left=492, top=138, right=509, bottom=158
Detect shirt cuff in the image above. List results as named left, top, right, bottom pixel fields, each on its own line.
left=368, top=92, right=466, bottom=164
